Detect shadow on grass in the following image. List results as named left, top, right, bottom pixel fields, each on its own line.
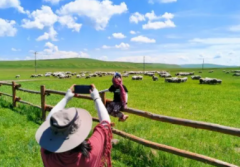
left=112, top=139, right=175, bottom=167
left=0, top=97, right=42, bottom=125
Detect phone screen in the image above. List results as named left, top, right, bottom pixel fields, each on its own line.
left=74, top=85, right=92, bottom=94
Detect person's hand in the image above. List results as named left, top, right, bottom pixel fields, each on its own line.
left=66, top=84, right=75, bottom=99
left=70, top=84, right=76, bottom=93
left=90, top=84, right=100, bottom=101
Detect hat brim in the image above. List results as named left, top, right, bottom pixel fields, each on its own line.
left=35, top=108, right=92, bottom=153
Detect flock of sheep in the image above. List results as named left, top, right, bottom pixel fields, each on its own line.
left=125, top=70, right=226, bottom=84
left=14, top=69, right=240, bottom=85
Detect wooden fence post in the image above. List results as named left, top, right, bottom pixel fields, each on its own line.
left=12, top=81, right=17, bottom=107
left=100, top=92, right=106, bottom=106
left=41, top=85, right=46, bottom=121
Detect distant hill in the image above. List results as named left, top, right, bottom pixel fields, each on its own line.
left=1, top=58, right=237, bottom=70
left=180, top=64, right=238, bottom=68
left=0, top=58, right=180, bottom=70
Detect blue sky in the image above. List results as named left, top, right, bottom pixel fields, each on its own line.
left=0, top=0, right=240, bottom=65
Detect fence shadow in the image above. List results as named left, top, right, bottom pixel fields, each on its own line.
left=0, top=97, right=42, bottom=125
left=112, top=139, right=174, bottom=167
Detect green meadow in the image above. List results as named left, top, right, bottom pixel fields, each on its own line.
left=0, top=59, right=240, bottom=167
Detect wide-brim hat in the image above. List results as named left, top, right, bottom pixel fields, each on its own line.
left=35, top=107, right=92, bottom=153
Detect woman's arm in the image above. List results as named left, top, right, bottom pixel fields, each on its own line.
left=46, top=87, right=75, bottom=121
left=91, top=86, right=111, bottom=123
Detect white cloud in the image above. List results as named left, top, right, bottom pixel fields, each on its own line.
left=148, top=0, right=177, bottom=4
left=102, top=45, right=111, bottom=49
left=115, top=42, right=130, bottom=49
left=143, top=20, right=176, bottom=29
left=27, top=42, right=90, bottom=60
left=108, top=36, right=111, bottom=39
left=22, top=6, right=58, bottom=29
left=115, top=55, right=161, bottom=63
left=99, top=56, right=108, bottom=61
left=0, top=18, right=17, bottom=37
left=130, top=30, right=136, bottom=34
left=45, top=42, right=59, bottom=52
left=145, top=11, right=161, bottom=21
left=162, top=12, right=174, bottom=20
left=58, top=15, right=82, bottom=32
left=189, top=38, right=240, bottom=45
left=57, top=0, right=128, bottom=30
left=229, top=25, right=240, bottom=32
left=43, top=0, right=63, bottom=5
left=178, top=56, right=188, bottom=61
left=145, top=11, right=174, bottom=21
left=131, top=35, right=156, bottom=43
left=129, top=12, right=145, bottom=24
left=11, top=48, right=21, bottom=52
left=112, top=32, right=126, bottom=39
left=36, top=27, right=58, bottom=41
left=0, top=0, right=29, bottom=14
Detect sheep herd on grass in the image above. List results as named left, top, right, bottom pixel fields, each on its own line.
left=14, top=69, right=240, bottom=85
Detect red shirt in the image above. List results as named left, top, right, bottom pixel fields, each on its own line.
left=41, top=123, right=112, bottom=167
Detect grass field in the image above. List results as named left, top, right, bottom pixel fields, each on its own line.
left=0, top=59, right=240, bottom=167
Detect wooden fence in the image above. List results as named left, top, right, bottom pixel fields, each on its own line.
left=0, top=81, right=239, bottom=167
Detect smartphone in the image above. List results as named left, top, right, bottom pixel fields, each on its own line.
left=74, top=85, right=92, bottom=94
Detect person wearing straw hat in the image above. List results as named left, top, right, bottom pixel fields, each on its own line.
left=35, top=84, right=112, bottom=167
left=100, top=72, right=129, bottom=122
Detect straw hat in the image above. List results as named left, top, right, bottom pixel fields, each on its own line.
left=35, top=107, right=92, bottom=153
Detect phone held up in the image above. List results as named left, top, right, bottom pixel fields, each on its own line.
left=74, top=85, right=92, bottom=94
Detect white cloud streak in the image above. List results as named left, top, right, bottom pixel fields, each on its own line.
left=229, top=25, right=240, bottom=32
left=43, top=0, right=63, bottom=5
left=27, top=42, right=90, bottom=60
left=148, top=0, right=177, bottom=4
left=131, top=35, right=156, bottom=43
left=130, top=30, right=136, bottom=34
left=112, top=33, right=126, bottom=39
left=115, top=42, right=130, bottom=49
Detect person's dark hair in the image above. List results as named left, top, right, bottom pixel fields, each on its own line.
left=44, top=140, right=92, bottom=158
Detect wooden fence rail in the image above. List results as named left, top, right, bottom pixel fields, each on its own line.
left=0, top=92, right=12, bottom=97
left=94, top=117, right=238, bottom=167
left=0, top=81, right=239, bottom=167
left=17, top=87, right=41, bottom=95
left=46, top=89, right=240, bottom=137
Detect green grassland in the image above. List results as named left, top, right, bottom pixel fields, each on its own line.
left=0, top=59, right=240, bottom=167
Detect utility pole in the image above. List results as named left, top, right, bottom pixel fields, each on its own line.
left=34, top=52, right=37, bottom=73
left=202, top=58, right=204, bottom=70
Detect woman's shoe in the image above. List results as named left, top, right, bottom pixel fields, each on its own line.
left=119, top=115, right=129, bottom=122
